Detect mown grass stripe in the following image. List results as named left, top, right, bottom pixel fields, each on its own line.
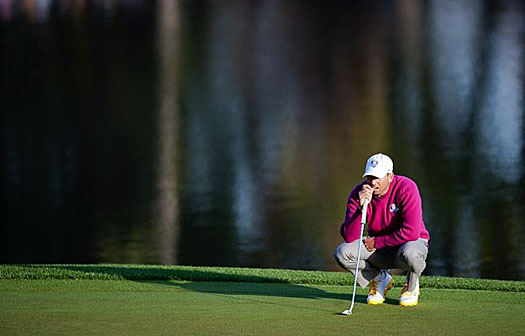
left=0, top=264, right=523, bottom=292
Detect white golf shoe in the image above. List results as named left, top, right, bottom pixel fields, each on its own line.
left=367, top=270, right=394, bottom=305
left=399, top=279, right=420, bottom=306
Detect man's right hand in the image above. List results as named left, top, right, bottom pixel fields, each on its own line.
left=359, top=184, right=373, bottom=207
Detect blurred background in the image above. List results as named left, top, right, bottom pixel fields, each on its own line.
left=0, top=0, right=523, bottom=280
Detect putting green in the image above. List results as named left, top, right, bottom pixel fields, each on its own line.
left=1, top=279, right=524, bottom=336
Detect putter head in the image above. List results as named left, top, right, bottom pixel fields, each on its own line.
left=340, top=309, right=352, bottom=315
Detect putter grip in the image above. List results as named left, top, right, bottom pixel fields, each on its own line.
left=361, top=198, right=369, bottom=224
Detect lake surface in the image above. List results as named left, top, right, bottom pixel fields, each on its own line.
left=1, top=0, right=524, bottom=280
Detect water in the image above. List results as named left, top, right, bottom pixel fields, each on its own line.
left=1, top=0, right=524, bottom=280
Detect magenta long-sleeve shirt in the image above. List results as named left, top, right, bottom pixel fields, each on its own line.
left=340, top=175, right=430, bottom=249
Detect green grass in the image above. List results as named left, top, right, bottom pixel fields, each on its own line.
left=1, top=279, right=524, bottom=336
left=1, top=264, right=524, bottom=291
left=1, top=265, right=524, bottom=335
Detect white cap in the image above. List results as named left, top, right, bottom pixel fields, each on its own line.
left=363, top=153, right=393, bottom=178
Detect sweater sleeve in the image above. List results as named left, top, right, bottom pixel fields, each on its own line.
left=339, top=184, right=366, bottom=243
left=374, top=180, right=422, bottom=249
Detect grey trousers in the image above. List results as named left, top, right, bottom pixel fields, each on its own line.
left=334, top=238, right=428, bottom=291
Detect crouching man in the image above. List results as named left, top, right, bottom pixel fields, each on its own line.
left=334, top=153, right=430, bottom=306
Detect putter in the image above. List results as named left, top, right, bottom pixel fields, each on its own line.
left=341, top=198, right=369, bottom=315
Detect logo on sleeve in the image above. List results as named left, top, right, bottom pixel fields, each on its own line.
left=389, top=204, right=399, bottom=213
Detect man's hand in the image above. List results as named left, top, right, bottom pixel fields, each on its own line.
left=363, top=237, right=376, bottom=252
left=359, top=184, right=373, bottom=207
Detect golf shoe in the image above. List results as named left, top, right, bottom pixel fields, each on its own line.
left=399, top=279, right=420, bottom=306
left=367, top=270, right=394, bottom=305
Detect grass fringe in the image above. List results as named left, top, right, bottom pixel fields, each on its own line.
left=1, top=264, right=523, bottom=292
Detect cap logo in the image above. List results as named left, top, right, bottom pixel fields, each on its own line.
left=371, top=159, right=379, bottom=167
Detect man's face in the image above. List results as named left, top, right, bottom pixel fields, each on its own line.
left=365, top=173, right=394, bottom=196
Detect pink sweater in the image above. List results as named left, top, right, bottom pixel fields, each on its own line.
left=340, top=175, right=430, bottom=249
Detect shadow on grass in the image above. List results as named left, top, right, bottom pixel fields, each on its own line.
left=158, top=280, right=399, bottom=308
left=146, top=279, right=393, bottom=313
left=22, top=264, right=400, bottom=308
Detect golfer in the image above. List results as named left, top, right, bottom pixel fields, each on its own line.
left=334, top=153, right=430, bottom=306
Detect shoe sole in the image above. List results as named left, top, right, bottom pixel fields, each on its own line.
left=367, top=279, right=395, bottom=305
left=367, top=300, right=384, bottom=305
left=399, top=301, right=418, bottom=307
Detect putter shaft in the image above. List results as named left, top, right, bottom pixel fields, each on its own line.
left=344, top=198, right=369, bottom=315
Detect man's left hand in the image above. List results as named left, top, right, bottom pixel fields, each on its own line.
left=363, top=237, right=376, bottom=252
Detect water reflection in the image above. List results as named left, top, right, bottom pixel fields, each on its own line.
left=155, top=0, right=180, bottom=264
left=427, top=0, right=484, bottom=278
left=0, top=0, right=523, bottom=280
left=477, top=1, right=523, bottom=183
left=429, top=0, right=482, bottom=155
